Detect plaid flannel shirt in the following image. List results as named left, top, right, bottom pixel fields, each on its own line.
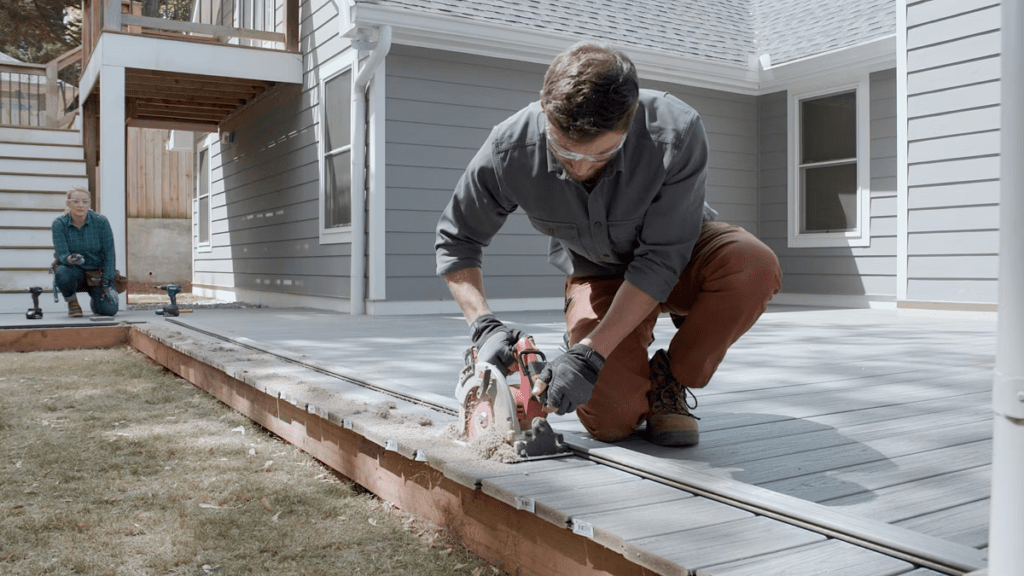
left=51, top=211, right=116, bottom=283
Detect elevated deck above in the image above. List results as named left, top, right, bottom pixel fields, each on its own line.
left=81, top=0, right=302, bottom=131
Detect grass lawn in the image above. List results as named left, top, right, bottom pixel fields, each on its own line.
left=0, top=347, right=504, bottom=576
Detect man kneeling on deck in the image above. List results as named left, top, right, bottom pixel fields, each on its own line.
left=435, top=41, right=782, bottom=446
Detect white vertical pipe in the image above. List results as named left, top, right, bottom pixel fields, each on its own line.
left=349, top=25, right=391, bottom=315
left=989, top=1, right=1024, bottom=574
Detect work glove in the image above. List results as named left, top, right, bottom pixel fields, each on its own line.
left=67, top=253, right=84, bottom=265
left=469, top=314, right=527, bottom=376
left=535, top=344, right=605, bottom=415
left=100, top=280, right=118, bottom=304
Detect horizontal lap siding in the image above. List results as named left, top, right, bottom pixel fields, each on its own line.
left=905, top=0, right=1001, bottom=304
left=384, top=46, right=548, bottom=302
left=757, top=70, right=898, bottom=298
left=384, top=44, right=760, bottom=302
left=195, top=0, right=352, bottom=299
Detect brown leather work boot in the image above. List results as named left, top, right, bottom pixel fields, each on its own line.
left=67, top=300, right=83, bottom=317
left=646, top=349, right=700, bottom=446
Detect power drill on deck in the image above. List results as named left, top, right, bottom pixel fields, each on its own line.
left=26, top=287, right=44, bottom=320
left=155, top=284, right=182, bottom=317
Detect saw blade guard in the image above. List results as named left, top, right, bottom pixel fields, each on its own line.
left=455, top=358, right=520, bottom=442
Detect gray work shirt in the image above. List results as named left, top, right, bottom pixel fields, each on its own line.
left=435, top=89, right=715, bottom=302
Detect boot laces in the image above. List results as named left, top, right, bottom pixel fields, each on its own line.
left=649, top=350, right=699, bottom=419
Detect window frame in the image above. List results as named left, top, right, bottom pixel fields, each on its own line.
left=787, top=77, right=871, bottom=248
left=317, top=52, right=358, bottom=245
left=195, top=135, right=213, bottom=253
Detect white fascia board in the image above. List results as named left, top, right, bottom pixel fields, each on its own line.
left=95, top=32, right=302, bottom=84
left=80, top=36, right=103, bottom=99
left=351, top=4, right=761, bottom=94
left=759, top=35, right=898, bottom=92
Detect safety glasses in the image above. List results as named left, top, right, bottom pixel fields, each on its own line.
left=545, top=125, right=626, bottom=163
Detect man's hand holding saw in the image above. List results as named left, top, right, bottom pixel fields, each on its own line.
left=470, top=314, right=528, bottom=376
left=533, top=344, right=605, bottom=415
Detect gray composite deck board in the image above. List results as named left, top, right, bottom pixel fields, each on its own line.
left=3, top=305, right=996, bottom=573
left=575, top=497, right=754, bottom=557
left=630, top=516, right=826, bottom=572
left=527, top=479, right=692, bottom=527
left=695, top=539, right=915, bottom=576
left=760, top=439, right=992, bottom=502
left=822, top=465, right=992, bottom=524
left=894, top=499, right=990, bottom=549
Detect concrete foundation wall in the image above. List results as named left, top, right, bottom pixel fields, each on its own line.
left=128, top=218, right=192, bottom=285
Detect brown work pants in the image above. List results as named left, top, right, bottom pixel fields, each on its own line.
left=566, top=221, right=782, bottom=442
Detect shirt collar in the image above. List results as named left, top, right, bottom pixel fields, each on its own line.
left=62, top=210, right=94, bottom=228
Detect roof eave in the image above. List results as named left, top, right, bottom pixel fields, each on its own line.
left=351, top=3, right=762, bottom=95
left=351, top=4, right=897, bottom=97
left=758, top=35, right=898, bottom=92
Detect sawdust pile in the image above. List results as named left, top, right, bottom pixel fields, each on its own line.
left=440, top=422, right=522, bottom=464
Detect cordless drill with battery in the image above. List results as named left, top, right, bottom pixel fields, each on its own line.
left=155, top=284, right=182, bottom=317
left=26, top=287, right=44, bottom=319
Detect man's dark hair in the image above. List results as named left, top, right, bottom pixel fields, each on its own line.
left=540, top=41, right=640, bottom=142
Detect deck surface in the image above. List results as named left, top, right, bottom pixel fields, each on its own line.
left=1, top=305, right=996, bottom=574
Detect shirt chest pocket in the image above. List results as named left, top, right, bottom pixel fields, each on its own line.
left=607, top=217, right=643, bottom=253
left=528, top=216, right=580, bottom=245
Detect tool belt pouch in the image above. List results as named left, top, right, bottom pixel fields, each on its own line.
left=86, top=269, right=104, bottom=287
left=85, top=269, right=127, bottom=293
left=113, top=271, right=127, bottom=293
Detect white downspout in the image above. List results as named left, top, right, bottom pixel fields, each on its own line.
left=988, top=1, right=1024, bottom=574
left=348, top=24, right=391, bottom=315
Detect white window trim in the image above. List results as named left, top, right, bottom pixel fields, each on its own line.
left=787, top=77, right=871, bottom=248
left=195, top=134, right=215, bottom=254
left=317, top=51, right=358, bottom=245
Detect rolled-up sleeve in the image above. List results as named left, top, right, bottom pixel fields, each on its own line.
left=435, top=136, right=518, bottom=276
left=625, top=116, right=709, bottom=302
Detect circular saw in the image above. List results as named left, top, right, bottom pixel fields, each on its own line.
left=454, top=337, right=568, bottom=459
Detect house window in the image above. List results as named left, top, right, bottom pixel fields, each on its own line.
left=195, top=143, right=212, bottom=251
left=788, top=80, right=870, bottom=248
left=319, top=53, right=356, bottom=244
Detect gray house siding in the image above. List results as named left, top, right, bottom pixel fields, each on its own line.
left=384, top=45, right=761, bottom=304
left=905, top=0, right=1001, bottom=304
left=758, top=69, right=899, bottom=298
left=384, top=46, right=554, bottom=302
left=194, top=0, right=353, bottom=300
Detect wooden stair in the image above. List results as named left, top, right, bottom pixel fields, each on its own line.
left=0, top=125, right=87, bottom=316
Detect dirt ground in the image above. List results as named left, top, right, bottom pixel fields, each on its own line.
left=0, top=347, right=506, bottom=576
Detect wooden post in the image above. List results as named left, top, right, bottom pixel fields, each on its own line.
left=83, top=95, right=100, bottom=197
left=285, top=0, right=299, bottom=52
left=103, top=0, right=121, bottom=31
left=45, top=60, right=59, bottom=127
left=82, top=0, right=91, bottom=70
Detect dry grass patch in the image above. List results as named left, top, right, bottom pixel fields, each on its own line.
left=0, top=347, right=504, bottom=576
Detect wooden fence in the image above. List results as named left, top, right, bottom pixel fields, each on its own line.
left=127, top=127, right=192, bottom=219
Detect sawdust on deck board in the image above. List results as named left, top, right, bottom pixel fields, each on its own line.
left=141, top=325, right=523, bottom=469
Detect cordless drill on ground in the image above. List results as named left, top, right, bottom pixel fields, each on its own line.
left=26, top=287, right=44, bottom=320
left=155, top=284, right=182, bottom=317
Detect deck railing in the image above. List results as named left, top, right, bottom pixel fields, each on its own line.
left=0, top=46, right=83, bottom=128
left=82, top=0, right=299, bottom=70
